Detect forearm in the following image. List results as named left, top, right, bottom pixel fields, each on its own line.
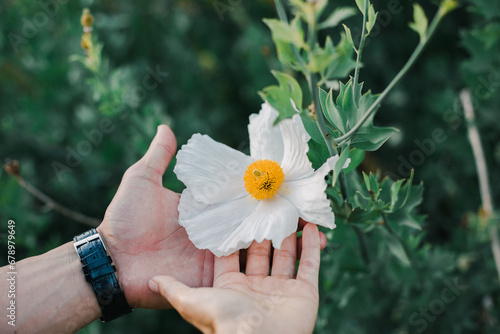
left=0, top=242, right=101, bottom=333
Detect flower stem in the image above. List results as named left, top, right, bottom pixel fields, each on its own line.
left=460, top=89, right=500, bottom=282
left=334, top=7, right=446, bottom=146
left=352, top=0, right=368, bottom=101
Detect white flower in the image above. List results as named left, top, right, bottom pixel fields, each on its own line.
left=174, top=102, right=349, bottom=257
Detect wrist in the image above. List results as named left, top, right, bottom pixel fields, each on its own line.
left=95, top=225, right=135, bottom=307
left=73, top=228, right=133, bottom=321
left=66, top=242, right=103, bottom=320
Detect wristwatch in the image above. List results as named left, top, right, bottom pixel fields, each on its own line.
left=73, top=229, right=133, bottom=322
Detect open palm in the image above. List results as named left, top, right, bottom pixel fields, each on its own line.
left=152, top=223, right=322, bottom=334
left=98, top=125, right=214, bottom=309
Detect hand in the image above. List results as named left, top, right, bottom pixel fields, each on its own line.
left=150, top=223, right=323, bottom=334
left=97, top=125, right=214, bottom=309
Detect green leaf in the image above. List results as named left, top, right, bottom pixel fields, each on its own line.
left=342, top=24, right=357, bottom=53
left=350, top=126, right=398, bottom=151
left=389, top=179, right=404, bottom=210
left=258, top=71, right=303, bottom=123
left=323, top=33, right=357, bottom=80
left=333, top=78, right=398, bottom=151
left=319, top=88, right=346, bottom=133
left=391, top=170, right=415, bottom=211
left=409, top=4, right=428, bottom=41
left=318, top=7, right=357, bottom=30
left=362, top=172, right=371, bottom=191
left=343, top=148, right=364, bottom=173
left=274, top=39, right=298, bottom=66
left=366, top=5, right=378, bottom=35
left=380, top=227, right=411, bottom=267
left=386, top=174, right=424, bottom=231
left=355, top=0, right=365, bottom=13
left=263, top=16, right=307, bottom=50
left=332, top=144, right=351, bottom=186
left=347, top=207, right=380, bottom=224
left=307, top=139, right=330, bottom=169
left=300, top=110, right=324, bottom=144
left=307, top=37, right=337, bottom=73
left=369, top=174, right=379, bottom=197
left=288, top=0, right=315, bottom=26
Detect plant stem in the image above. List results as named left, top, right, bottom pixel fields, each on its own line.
left=352, top=0, right=368, bottom=101
left=275, top=0, right=288, bottom=22
left=353, top=226, right=371, bottom=266
left=275, top=0, right=349, bottom=199
left=460, top=89, right=500, bottom=282
left=3, top=160, right=100, bottom=227
left=334, top=8, right=446, bottom=146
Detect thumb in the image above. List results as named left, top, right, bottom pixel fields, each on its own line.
left=141, top=125, right=177, bottom=176
left=149, top=276, right=215, bottom=332
left=149, top=276, right=192, bottom=309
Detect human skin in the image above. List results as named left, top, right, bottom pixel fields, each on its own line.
left=0, top=125, right=327, bottom=333
left=150, top=223, right=323, bottom=334
left=0, top=125, right=214, bottom=333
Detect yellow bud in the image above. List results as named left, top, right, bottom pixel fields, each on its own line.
left=439, top=0, right=459, bottom=16
left=81, top=8, right=94, bottom=28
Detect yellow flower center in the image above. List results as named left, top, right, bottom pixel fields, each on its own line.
left=243, top=159, right=285, bottom=200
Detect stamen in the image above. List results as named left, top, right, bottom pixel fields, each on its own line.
left=244, top=159, right=285, bottom=200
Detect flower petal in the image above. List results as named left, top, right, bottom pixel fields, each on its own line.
left=216, top=195, right=300, bottom=255
left=174, top=134, right=253, bottom=204
left=279, top=156, right=340, bottom=229
left=278, top=116, right=314, bottom=181
left=178, top=189, right=258, bottom=256
left=248, top=103, right=285, bottom=162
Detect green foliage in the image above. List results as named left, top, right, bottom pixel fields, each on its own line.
left=320, top=80, right=398, bottom=151
left=317, top=7, right=357, bottom=30
left=1, top=0, right=500, bottom=333
left=409, top=4, right=429, bottom=41
left=258, top=70, right=303, bottom=123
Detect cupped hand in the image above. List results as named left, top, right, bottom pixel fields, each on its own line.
left=150, top=223, right=322, bottom=334
left=97, top=125, right=214, bottom=309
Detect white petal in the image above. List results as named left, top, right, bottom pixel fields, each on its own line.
left=248, top=102, right=285, bottom=162
left=178, top=189, right=258, bottom=255
left=279, top=156, right=339, bottom=229
left=216, top=195, right=299, bottom=255
left=278, top=116, right=314, bottom=181
left=174, top=134, right=253, bottom=204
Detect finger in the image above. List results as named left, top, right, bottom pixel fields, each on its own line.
left=150, top=276, right=213, bottom=332
left=214, top=251, right=240, bottom=282
left=141, top=125, right=177, bottom=176
left=245, top=240, right=272, bottom=276
left=296, top=223, right=321, bottom=288
left=150, top=276, right=192, bottom=307
left=271, top=232, right=296, bottom=279
left=297, top=231, right=327, bottom=257
left=297, top=218, right=308, bottom=231
left=320, top=231, right=327, bottom=250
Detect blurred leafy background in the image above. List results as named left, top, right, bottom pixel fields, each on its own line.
left=1, top=0, right=499, bottom=333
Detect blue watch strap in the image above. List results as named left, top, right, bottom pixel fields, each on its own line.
left=74, top=229, right=133, bottom=322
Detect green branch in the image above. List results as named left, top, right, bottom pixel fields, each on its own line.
left=334, top=8, right=446, bottom=146
left=352, top=0, right=368, bottom=101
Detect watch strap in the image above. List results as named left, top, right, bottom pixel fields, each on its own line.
left=74, top=229, right=133, bottom=322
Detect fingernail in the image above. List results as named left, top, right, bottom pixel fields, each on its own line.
left=148, top=279, right=159, bottom=293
